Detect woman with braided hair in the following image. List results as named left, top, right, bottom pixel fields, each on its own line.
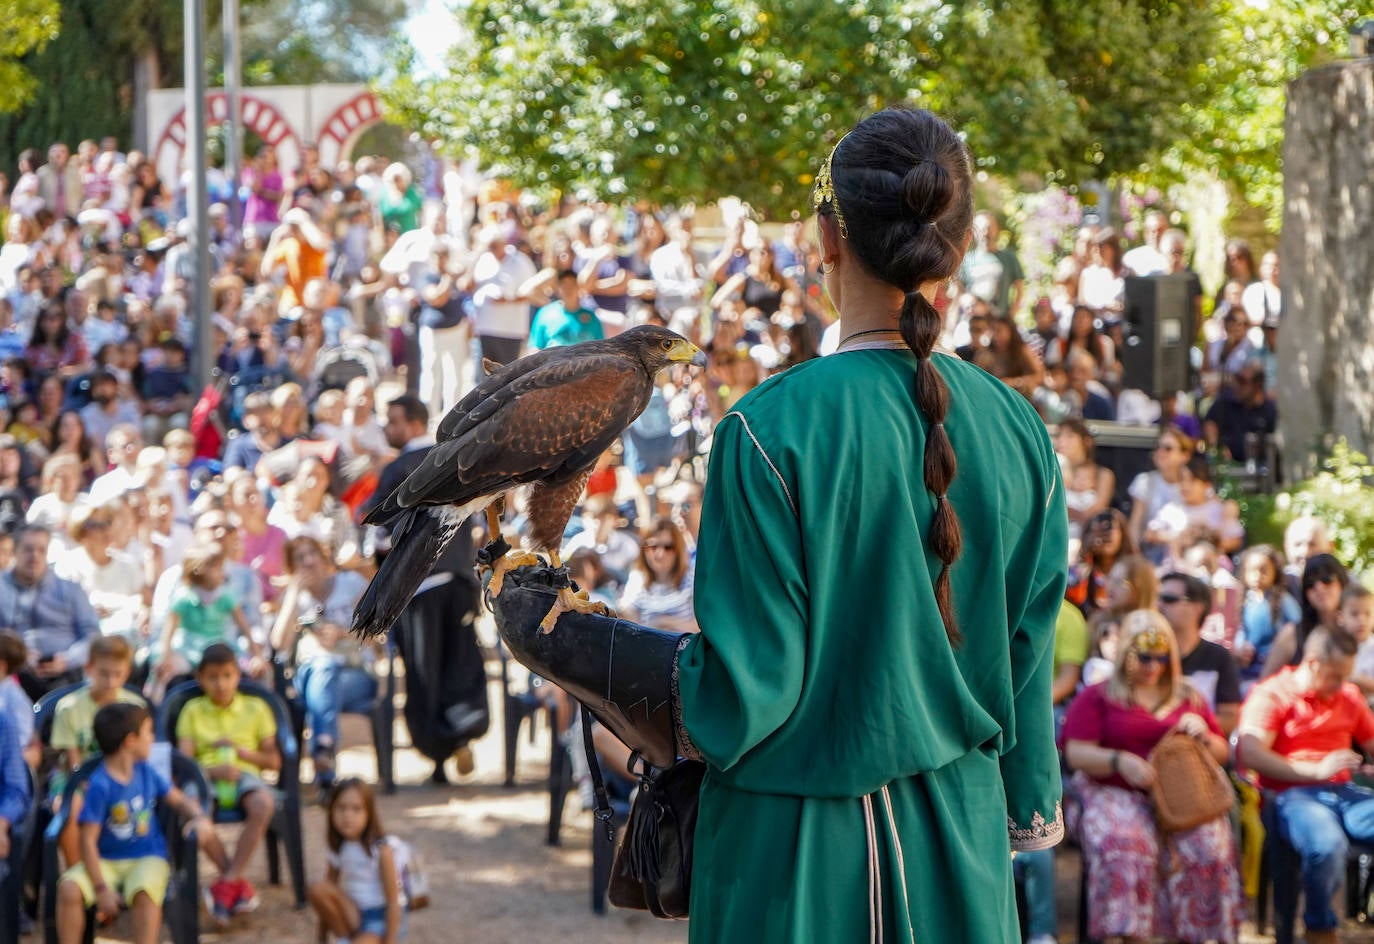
left=489, top=108, right=1067, bottom=942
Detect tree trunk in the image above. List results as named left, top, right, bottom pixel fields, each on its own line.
left=1279, top=59, right=1374, bottom=478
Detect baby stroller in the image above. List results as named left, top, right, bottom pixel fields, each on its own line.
left=310, top=337, right=386, bottom=399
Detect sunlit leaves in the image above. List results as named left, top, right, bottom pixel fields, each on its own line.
left=384, top=0, right=1217, bottom=213
left=0, top=0, right=61, bottom=113
left=1164, top=0, right=1369, bottom=225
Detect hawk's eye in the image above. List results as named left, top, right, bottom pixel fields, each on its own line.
left=661, top=340, right=673, bottom=350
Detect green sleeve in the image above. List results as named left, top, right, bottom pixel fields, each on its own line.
left=1002, top=434, right=1068, bottom=852
left=677, top=411, right=808, bottom=771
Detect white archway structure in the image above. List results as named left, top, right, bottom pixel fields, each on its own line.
left=148, top=84, right=383, bottom=185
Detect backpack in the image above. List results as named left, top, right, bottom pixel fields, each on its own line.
left=382, top=836, right=430, bottom=910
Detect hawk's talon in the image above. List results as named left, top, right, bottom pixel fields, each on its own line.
left=538, top=586, right=616, bottom=634
left=487, top=549, right=542, bottom=598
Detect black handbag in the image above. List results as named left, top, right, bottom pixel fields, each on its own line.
left=581, top=706, right=703, bottom=919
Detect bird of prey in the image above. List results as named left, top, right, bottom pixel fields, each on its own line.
left=352, top=325, right=706, bottom=639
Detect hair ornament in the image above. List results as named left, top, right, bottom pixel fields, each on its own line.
left=812, top=133, right=851, bottom=240
left=1132, top=627, right=1170, bottom=654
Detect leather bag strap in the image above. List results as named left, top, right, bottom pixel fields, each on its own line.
left=582, top=704, right=616, bottom=841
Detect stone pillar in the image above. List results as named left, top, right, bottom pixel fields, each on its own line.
left=1280, top=58, right=1374, bottom=478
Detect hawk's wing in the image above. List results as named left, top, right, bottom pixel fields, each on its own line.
left=435, top=345, right=570, bottom=443
left=390, top=352, right=651, bottom=514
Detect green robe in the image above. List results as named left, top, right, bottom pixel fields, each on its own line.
left=676, top=348, right=1067, bottom=943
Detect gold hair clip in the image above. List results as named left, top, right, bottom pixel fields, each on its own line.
left=1132, top=627, right=1169, bottom=654
left=812, top=133, right=850, bottom=239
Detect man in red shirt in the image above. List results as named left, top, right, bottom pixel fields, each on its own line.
left=1238, top=627, right=1374, bottom=944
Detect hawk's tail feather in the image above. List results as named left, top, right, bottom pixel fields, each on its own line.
left=360, top=487, right=402, bottom=527
left=352, top=507, right=457, bottom=639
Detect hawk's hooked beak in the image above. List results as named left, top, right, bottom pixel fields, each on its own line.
left=668, top=338, right=708, bottom=368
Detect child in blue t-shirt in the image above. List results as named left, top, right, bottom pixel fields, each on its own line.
left=1234, top=545, right=1300, bottom=681
left=56, top=702, right=210, bottom=944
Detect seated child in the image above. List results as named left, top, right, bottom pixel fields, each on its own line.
left=308, top=778, right=407, bottom=944
left=175, top=644, right=280, bottom=925
left=1234, top=545, right=1301, bottom=682
left=152, top=542, right=263, bottom=699
left=1148, top=454, right=1244, bottom=560
left=50, top=635, right=146, bottom=865
left=0, top=629, right=38, bottom=768
left=56, top=702, right=210, bottom=944
left=1345, top=585, right=1374, bottom=697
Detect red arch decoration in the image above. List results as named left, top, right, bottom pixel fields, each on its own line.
left=154, top=92, right=301, bottom=184
left=316, top=91, right=384, bottom=166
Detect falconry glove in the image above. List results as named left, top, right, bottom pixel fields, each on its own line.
left=487, top=563, right=685, bottom=768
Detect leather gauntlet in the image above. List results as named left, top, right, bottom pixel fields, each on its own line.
left=487, top=564, right=686, bottom=768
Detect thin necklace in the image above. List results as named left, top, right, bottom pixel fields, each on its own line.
left=841, top=327, right=902, bottom=344
left=836, top=327, right=907, bottom=352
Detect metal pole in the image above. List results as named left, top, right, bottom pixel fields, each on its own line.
left=185, top=0, right=214, bottom=394
left=222, top=0, right=242, bottom=229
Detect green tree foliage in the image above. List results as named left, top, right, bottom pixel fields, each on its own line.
left=1228, top=440, right=1374, bottom=578
left=0, top=0, right=182, bottom=161
left=385, top=0, right=1218, bottom=215
left=1166, top=0, right=1370, bottom=225
left=213, top=0, right=410, bottom=86
left=0, top=0, right=404, bottom=165
left=0, top=0, right=61, bottom=114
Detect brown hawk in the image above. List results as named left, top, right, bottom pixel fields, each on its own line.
left=352, top=325, right=705, bottom=639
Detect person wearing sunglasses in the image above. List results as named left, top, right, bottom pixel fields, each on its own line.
left=618, top=517, right=697, bottom=635
left=1159, top=571, right=1242, bottom=735
left=1262, top=553, right=1350, bottom=678
left=1128, top=427, right=1192, bottom=565
left=1062, top=610, right=1240, bottom=943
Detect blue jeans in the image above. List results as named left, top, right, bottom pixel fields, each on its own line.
left=1275, top=782, right=1374, bottom=932
left=1011, top=848, right=1056, bottom=938
left=295, top=658, right=378, bottom=754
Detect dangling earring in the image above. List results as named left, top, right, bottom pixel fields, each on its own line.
left=820, top=259, right=836, bottom=275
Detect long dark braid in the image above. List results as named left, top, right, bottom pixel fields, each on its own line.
left=820, top=108, right=974, bottom=644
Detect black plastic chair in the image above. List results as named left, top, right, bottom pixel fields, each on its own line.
left=499, top=643, right=553, bottom=789
left=273, top=634, right=397, bottom=794
left=32, top=682, right=87, bottom=745
left=40, top=752, right=205, bottom=944
left=154, top=678, right=307, bottom=908
left=497, top=645, right=577, bottom=848
left=24, top=681, right=140, bottom=926
left=1256, top=789, right=1374, bottom=943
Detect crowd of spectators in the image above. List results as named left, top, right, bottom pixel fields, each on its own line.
left=0, top=131, right=1367, bottom=944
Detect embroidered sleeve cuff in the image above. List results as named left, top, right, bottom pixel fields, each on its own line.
left=1008, top=802, right=1064, bottom=852
left=670, top=634, right=703, bottom=762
